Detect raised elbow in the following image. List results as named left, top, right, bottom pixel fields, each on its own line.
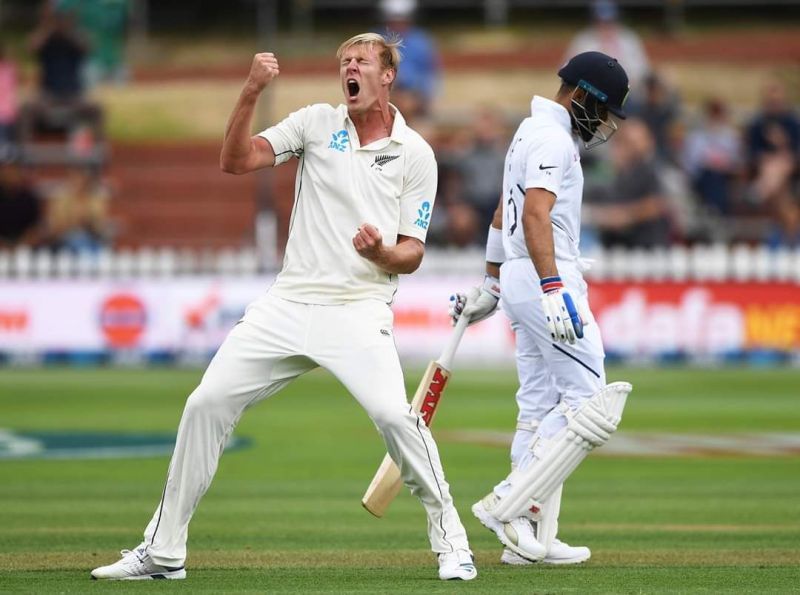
left=401, top=261, right=421, bottom=275
left=220, top=156, right=245, bottom=175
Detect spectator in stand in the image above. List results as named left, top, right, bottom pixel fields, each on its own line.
left=565, top=0, right=650, bottom=95
left=56, top=0, right=130, bottom=86
left=744, top=79, right=800, bottom=207
left=654, top=117, right=699, bottom=243
left=766, top=195, right=800, bottom=248
left=0, top=43, right=20, bottom=145
left=629, top=71, right=682, bottom=164
left=0, top=152, right=48, bottom=248
left=683, top=97, right=742, bottom=216
left=47, top=168, right=114, bottom=253
left=584, top=119, right=673, bottom=248
left=442, top=107, right=508, bottom=246
left=422, top=125, right=469, bottom=246
left=19, top=2, right=103, bottom=145
left=30, top=4, right=87, bottom=102
left=379, top=0, right=441, bottom=123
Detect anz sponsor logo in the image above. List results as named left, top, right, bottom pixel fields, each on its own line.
left=414, top=201, right=432, bottom=230
left=328, top=129, right=350, bottom=152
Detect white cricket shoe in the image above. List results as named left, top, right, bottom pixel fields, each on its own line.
left=471, top=493, right=547, bottom=562
left=501, top=538, right=591, bottom=565
left=438, top=549, right=477, bottom=581
left=90, top=545, right=186, bottom=580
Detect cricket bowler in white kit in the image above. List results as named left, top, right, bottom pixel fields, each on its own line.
left=92, top=33, right=476, bottom=582
left=450, top=51, right=633, bottom=565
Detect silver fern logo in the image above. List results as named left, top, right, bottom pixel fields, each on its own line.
left=371, top=154, right=400, bottom=170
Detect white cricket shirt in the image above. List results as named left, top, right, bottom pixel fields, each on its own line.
left=501, top=95, right=584, bottom=264
left=259, top=103, right=437, bottom=304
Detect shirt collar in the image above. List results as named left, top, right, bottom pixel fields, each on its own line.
left=531, top=95, right=572, bottom=135
left=341, top=103, right=407, bottom=148
left=388, top=104, right=407, bottom=144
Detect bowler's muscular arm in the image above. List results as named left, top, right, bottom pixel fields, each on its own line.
left=220, top=53, right=280, bottom=174
left=378, top=235, right=426, bottom=274
left=522, top=188, right=559, bottom=280
left=353, top=226, right=425, bottom=274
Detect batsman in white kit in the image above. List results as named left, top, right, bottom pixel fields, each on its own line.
left=450, top=51, right=634, bottom=565
left=91, top=33, right=476, bottom=582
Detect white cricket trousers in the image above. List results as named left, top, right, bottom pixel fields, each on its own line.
left=142, top=293, right=469, bottom=566
left=499, top=258, right=606, bottom=477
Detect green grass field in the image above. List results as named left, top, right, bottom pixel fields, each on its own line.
left=1, top=366, right=799, bottom=593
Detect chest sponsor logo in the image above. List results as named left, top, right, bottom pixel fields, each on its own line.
left=414, top=201, right=432, bottom=230
left=0, top=428, right=250, bottom=460
left=328, top=129, right=350, bottom=152
left=371, top=153, right=400, bottom=171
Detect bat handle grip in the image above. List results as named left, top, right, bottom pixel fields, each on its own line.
left=438, top=312, right=470, bottom=371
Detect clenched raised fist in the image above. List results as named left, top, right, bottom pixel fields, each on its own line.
left=247, top=52, right=280, bottom=91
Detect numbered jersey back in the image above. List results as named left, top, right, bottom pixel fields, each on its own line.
left=501, top=96, right=585, bottom=263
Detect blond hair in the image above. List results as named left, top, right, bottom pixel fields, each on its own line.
left=336, top=33, right=402, bottom=77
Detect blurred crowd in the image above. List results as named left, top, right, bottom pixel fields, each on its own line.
left=2, top=0, right=799, bottom=256
left=413, top=0, right=800, bottom=250
left=418, top=73, right=800, bottom=248
left=1, top=0, right=124, bottom=253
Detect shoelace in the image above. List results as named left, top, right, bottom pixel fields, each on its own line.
left=119, top=548, right=148, bottom=570
left=120, top=549, right=148, bottom=576
left=120, top=548, right=145, bottom=559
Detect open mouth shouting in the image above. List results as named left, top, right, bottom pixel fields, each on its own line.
left=346, top=78, right=360, bottom=101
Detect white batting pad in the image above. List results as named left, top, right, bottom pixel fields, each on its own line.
left=536, top=483, right=563, bottom=551
left=492, top=381, right=632, bottom=522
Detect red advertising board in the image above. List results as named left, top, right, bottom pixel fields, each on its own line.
left=589, top=282, right=800, bottom=355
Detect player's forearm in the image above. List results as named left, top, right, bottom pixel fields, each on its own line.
left=372, top=240, right=425, bottom=275
left=522, top=210, right=558, bottom=280
left=220, top=84, right=270, bottom=173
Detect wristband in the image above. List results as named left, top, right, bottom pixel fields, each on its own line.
left=485, top=226, right=505, bottom=264
left=540, top=275, right=564, bottom=294
left=483, top=275, right=501, bottom=298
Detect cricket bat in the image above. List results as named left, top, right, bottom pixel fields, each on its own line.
left=361, top=312, right=471, bottom=517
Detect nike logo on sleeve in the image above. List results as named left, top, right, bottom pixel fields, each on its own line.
left=539, top=164, right=558, bottom=170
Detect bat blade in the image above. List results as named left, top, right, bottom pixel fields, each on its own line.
left=361, top=360, right=452, bottom=517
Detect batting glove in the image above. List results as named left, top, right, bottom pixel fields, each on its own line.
left=540, top=276, right=584, bottom=345
left=449, top=275, right=501, bottom=326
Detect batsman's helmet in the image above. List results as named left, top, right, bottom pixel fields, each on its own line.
left=558, top=51, right=629, bottom=119
left=558, top=51, right=630, bottom=148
